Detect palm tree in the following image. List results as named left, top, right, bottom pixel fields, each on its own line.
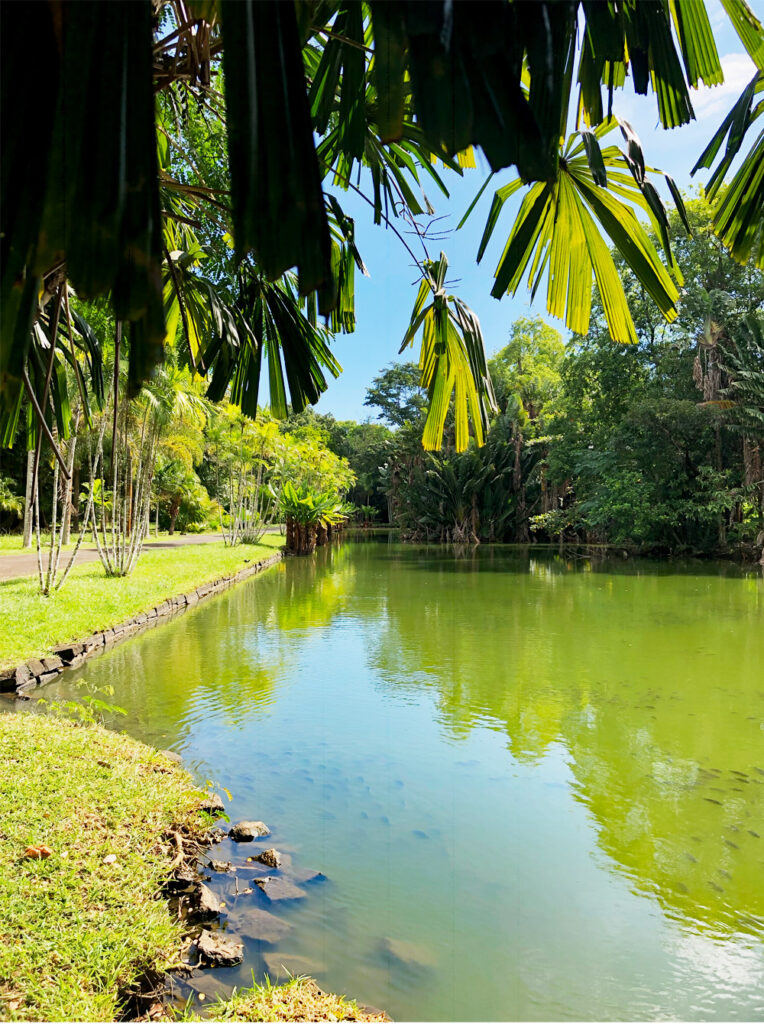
left=2, top=0, right=762, bottom=459
left=91, top=357, right=209, bottom=577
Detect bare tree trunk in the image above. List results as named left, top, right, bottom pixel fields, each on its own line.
left=22, top=448, right=34, bottom=547
left=513, top=428, right=530, bottom=543
left=60, top=404, right=81, bottom=546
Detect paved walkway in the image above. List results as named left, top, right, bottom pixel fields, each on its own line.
left=0, top=534, right=222, bottom=581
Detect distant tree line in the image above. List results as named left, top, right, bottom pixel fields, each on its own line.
left=297, top=197, right=764, bottom=557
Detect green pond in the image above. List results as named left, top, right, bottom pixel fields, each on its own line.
left=34, top=540, right=764, bottom=1020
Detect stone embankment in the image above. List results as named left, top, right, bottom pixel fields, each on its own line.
left=0, top=551, right=282, bottom=695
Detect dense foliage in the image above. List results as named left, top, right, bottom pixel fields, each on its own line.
left=2, top=0, right=763, bottom=465
left=329, top=197, right=764, bottom=556
left=2, top=4, right=763, bottom=570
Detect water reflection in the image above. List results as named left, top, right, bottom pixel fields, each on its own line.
left=31, top=540, right=764, bottom=1020
left=368, top=543, right=764, bottom=940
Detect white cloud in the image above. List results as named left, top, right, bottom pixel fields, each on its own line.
left=707, top=0, right=728, bottom=31
left=690, top=52, right=758, bottom=122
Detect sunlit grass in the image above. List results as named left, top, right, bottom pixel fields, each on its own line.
left=185, top=975, right=389, bottom=1022
left=0, top=536, right=283, bottom=670
left=0, top=713, right=208, bottom=1022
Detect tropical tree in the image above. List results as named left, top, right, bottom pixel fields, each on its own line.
left=364, top=363, right=426, bottom=428
left=4, top=0, right=763, bottom=475
left=205, top=406, right=284, bottom=546
left=87, top=359, right=207, bottom=576
left=281, top=481, right=351, bottom=556
left=718, top=312, right=764, bottom=532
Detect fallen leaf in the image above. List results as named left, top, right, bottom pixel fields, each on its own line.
left=24, top=846, right=42, bottom=859
left=38, top=845, right=53, bottom=858
left=103, top=854, right=117, bottom=865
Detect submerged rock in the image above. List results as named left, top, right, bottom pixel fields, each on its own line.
left=197, top=929, right=243, bottom=967
left=229, top=820, right=270, bottom=841
left=380, top=937, right=437, bottom=968
left=185, top=970, right=235, bottom=1002
left=253, top=876, right=306, bottom=902
left=261, top=952, right=325, bottom=980
left=209, top=860, right=233, bottom=874
left=231, top=907, right=293, bottom=944
left=287, top=867, right=327, bottom=885
left=254, top=848, right=282, bottom=868
left=159, top=749, right=183, bottom=764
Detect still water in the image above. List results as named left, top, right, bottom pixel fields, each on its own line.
left=37, top=541, right=764, bottom=1020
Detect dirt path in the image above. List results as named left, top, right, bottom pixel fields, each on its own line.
left=0, top=534, right=223, bottom=581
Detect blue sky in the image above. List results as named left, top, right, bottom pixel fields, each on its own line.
left=314, top=3, right=757, bottom=422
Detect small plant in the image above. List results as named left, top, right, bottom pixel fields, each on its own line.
left=0, top=475, right=23, bottom=519
left=37, top=679, right=127, bottom=727
left=357, top=504, right=379, bottom=527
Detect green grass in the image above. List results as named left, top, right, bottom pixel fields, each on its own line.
left=0, top=711, right=388, bottom=1023
left=0, top=536, right=283, bottom=669
left=188, top=976, right=388, bottom=1022
left=0, top=712, right=209, bottom=1022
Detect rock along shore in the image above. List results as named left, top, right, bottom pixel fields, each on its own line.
left=0, top=550, right=283, bottom=696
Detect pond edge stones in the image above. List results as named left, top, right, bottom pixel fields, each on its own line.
left=254, top=848, right=281, bottom=868
left=197, top=929, right=244, bottom=967
left=229, top=820, right=270, bottom=841
left=0, top=551, right=283, bottom=696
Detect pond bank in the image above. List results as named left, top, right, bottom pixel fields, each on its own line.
left=0, top=712, right=388, bottom=1022
left=0, top=539, right=284, bottom=689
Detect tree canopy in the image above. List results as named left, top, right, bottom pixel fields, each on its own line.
left=1, top=0, right=763, bottom=466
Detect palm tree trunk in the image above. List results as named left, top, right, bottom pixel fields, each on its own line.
left=22, top=448, right=34, bottom=548
left=60, top=404, right=81, bottom=546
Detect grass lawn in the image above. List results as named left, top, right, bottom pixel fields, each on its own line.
left=0, top=536, right=283, bottom=670
left=0, top=712, right=208, bottom=1022
left=0, top=712, right=387, bottom=1023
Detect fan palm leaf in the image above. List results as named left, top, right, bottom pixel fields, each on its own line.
left=474, top=119, right=685, bottom=345
left=400, top=254, right=496, bottom=452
